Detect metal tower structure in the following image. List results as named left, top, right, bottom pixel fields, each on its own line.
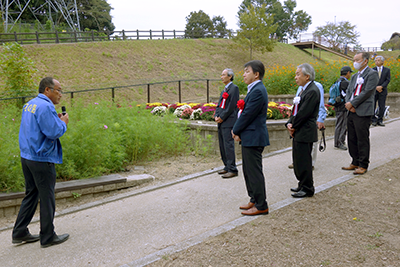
left=1, top=0, right=81, bottom=32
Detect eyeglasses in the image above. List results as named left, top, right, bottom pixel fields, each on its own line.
left=49, top=87, right=63, bottom=94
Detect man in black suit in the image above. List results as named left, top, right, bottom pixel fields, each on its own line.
left=286, top=63, right=320, bottom=198
left=232, top=60, right=269, bottom=216
left=342, top=52, right=379, bottom=175
left=371, top=56, right=391, bottom=126
left=214, top=68, right=240, bottom=178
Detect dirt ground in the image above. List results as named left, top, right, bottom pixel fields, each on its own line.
left=147, top=156, right=400, bottom=267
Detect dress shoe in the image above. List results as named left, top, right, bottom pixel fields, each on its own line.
left=334, top=145, right=347, bottom=150
left=353, top=167, right=367, bottom=175
left=239, top=202, right=255, bottom=210
left=342, top=164, right=358, bottom=170
left=217, top=170, right=228, bottom=175
left=221, top=172, right=238, bottom=179
left=12, top=233, right=40, bottom=244
left=371, top=122, right=377, bottom=126
left=377, top=122, right=385, bottom=127
left=241, top=206, right=269, bottom=216
left=290, top=187, right=301, bottom=192
left=288, top=164, right=294, bottom=169
left=291, top=190, right=314, bottom=198
left=41, top=233, right=69, bottom=248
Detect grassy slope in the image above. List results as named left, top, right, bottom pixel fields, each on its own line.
left=3, top=39, right=399, bottom=103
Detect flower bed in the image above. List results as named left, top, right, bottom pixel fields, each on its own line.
left=146, top=102, right=336, bottom=120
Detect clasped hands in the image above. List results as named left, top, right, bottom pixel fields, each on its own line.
left=231, top=130, right=241, bottom=142
left=214, top=116, right=223, bottom=124
left=286, top=123, right=295, bottom=138
left=345, top=102, right=356, bottom=113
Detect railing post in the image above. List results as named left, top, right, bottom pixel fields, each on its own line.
left=71, top=92, right=74, bottom=99
left=173, top=30, right=176, bottom=39
left=206, top=79, right=210, bottom=103
left=178, top=81, right=182, bottom=103
left=35, top=31, right=40, bottom=44
left=122, top=30, right=126, bottom=40
left=55, top=30, right=59, bottom=43
left=137, top=29, right=139, bottom=40
left=112, top=87, right=115, bottom=102
left=147, top=84, right=151, bottom=103
left=74, top=31, right=78, bottom=42
left=106, top=29, right=110, bottom=41
left=14, top=32, right=18, bottom=42
left=162, top=29, right=164, bottom=39
left=21, top=97, right=26, bottom=106
left=91, top=30, right=95, bottom=41
left=150, top=29, right=152, bottom=40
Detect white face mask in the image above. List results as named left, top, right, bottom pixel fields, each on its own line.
left=353, top=60, right=365, bottom=70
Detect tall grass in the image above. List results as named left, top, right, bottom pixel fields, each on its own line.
left=0, top=99, right=212, bottom=192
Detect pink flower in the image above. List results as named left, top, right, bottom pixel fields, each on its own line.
left=95, top=103, right=99, bottom=105
left=104, top=125, right=108, bottom=129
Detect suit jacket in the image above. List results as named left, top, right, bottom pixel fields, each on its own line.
left=286, top=81, right=320, bottom=143
left=345, top=67, right=379, bottom=117
left=214, top=83, right=239, bottom=128
left=373, top=66, right=391, bottom=91
left=232, top=81, right=269, bottom=147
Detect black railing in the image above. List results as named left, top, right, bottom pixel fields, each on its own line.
left=0, top=78, right=221, bottom=105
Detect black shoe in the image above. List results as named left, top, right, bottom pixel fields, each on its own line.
left=12, top=233, right=40, bottom=244
left=377, top=122, right=385, bottom=127
left=217, top=170, right=228, bottom=175
left=291, top=190, right=314, bottom=198
left=371, top=122, right=377, bottom=126
left=41, top=233, right=69, bottom=248
left=290, top=187, right=301, bottom=192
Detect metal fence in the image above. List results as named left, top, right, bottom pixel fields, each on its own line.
left=0, top=78, right=221, bottom=106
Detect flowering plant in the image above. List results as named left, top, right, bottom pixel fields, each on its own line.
left=151, top=106, right=167, bottom=116
left=181, top=107, right=194, bottom=119
left=190, top=108, right=202, bottom=120
left=173, top=105, right=191, bottom=117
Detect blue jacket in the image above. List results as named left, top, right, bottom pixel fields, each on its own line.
left=232, top=81, right=270, bottom=147
left=19, top=94, right=67, bottom=164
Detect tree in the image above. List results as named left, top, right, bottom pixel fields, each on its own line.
left=0, top=42, right=37, bottom=107
left=234, top=4, right=277, bottom=59
left=184, top=10, right=214, bottom=38
left=238, top=0, right=311, bottom=40
left=77, top=0, right=115, bottom=32
left=314, top=21, right=360, bottom=50
left=212, top=16, right=231, bottom=38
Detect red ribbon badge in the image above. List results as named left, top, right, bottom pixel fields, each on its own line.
left=220, top=92, right=229, bottom=109
left=354, top=84, right=363, bottom=96
left=237, top=99, right=245, bottom=118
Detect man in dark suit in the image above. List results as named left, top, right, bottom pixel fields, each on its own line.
left=232, top=60, right=269, bottom=216
left=342, top=52, right=379, bottom=175
left=214, top=68, right=240, bottom=178
left=371, top=56, right=391, bottom=126
left=286, top=63, right=320, bottom=198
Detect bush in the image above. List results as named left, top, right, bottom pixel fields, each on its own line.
left=0, top=100, right=212, bottom=191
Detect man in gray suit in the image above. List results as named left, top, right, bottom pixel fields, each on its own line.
left=214, top=68, right=239, bottom=178
left=342, top=52, right=379, bottom=175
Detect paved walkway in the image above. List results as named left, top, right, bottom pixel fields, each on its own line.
left=1, top=118, right=400, bottom=267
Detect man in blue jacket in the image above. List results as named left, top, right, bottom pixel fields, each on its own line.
left=232, top=60, right=270, bottom=216
left=12, top=77, right=70, bottom=248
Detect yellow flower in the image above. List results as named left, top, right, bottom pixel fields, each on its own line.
left=268, top=102, right=278, bottom=107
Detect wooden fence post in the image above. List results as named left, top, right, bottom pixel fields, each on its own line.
left=207, top=79, right=210, bottom=103
left=150, top=29, right=152, bottom=40
left=112, top=88, right=115, bottom=102
left=147, top=84, right=151, bottom=103
left=162, top=30, right=164, bottom=39
left=91, top=30, right=95, bottom=41
left=55, top=31, right=59, bottom=43
left=137, top=29, right=139, bottom=40
left=173, top=30, right=176, bottom=39
left=14, top=32, right=18, bottom=42
left=178, top=81, right=182, bottom=103
left=122, top=30, right=126, bottom=40
left=35, top=31, right=40, bottom=44
left=74, top=31, right=78, bottom=42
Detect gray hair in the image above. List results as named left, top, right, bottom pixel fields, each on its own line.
left=39, top=77, right=55, bottom=93
left=375, top=55, right=385, bottom=62
left=224, top=68, right=234, bottom=81
left=297, top=63, right=315, bottom=81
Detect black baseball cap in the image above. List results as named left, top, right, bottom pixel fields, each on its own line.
left=340, top=66, right=353, bottom=73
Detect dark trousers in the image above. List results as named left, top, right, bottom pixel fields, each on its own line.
left=334, top=110, right=347, bottom=147
left=293, top=140, right=315, bottom=195
left=242, top=146, right=268, bottom=210
left=13, top=158, right=56, bottom=245
left=347, top=112, right=371, bottom=169
left=218, top=126, right=237, bottom=173
left=372, top=90, right=387, bottom=123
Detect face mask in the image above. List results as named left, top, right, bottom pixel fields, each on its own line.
left=353, top=60, right=364, bottom=70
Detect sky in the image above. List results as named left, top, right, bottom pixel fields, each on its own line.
left=106, top=0, right=399, bottom=48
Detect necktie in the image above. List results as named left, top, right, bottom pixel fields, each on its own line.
left=378, top=68, right=382, bottom=78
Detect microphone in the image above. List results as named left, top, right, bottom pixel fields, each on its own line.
left=62, top=106, right=66, bottom=116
